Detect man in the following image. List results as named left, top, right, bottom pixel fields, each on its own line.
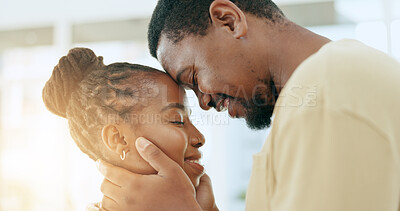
left=97, top=0, right=400, bottom=210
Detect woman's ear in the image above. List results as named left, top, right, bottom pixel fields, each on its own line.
left=101, top=124, right=128, bottom=154
left=209, top=0, right=248, bottom=38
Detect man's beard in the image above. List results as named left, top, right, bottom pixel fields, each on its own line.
left=236, top=80, right=278, bottom=130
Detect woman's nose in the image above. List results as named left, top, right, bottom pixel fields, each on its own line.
left=190, top=133, right=205, bottom=148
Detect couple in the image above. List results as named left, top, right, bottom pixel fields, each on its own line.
left=44, top=0, right=400, bottom=210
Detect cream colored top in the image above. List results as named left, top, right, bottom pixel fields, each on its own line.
left=245, top=39, right=400, bottom=211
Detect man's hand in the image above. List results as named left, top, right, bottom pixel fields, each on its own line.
left=196, top=173, right=219, bottom=211
left=97, top=137, right=202, bottom=211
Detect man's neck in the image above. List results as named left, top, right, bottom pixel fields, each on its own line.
left=262, top=21, right=331, bottom=93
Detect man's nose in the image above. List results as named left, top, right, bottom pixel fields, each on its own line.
left=194, top=86, right=211, bottom=110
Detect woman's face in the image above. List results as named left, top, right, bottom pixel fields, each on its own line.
left=115, top=73, right=205, bottom=188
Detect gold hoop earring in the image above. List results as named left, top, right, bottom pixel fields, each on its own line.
left=120, top=150, right=126, bottom=161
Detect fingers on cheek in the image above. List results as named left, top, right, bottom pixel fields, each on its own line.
left=124, top=179, right=142, bottom=202
left=100, top=176, right=144, bottom=209
left=100, top=179, right=122, bottom=202
left=128, top=178, right=142, bottom=190
left=101, top=196, right=118, bottom=211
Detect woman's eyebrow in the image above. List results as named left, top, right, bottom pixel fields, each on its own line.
left=161, top=103, right=186, bottom=112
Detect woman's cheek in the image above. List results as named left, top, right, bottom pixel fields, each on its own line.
left=139, top=124, right=188, bottom=166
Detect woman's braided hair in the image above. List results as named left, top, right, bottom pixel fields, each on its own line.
left=43, top=48, right=160, bottom=160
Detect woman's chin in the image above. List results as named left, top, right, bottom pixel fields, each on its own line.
left=183, top=162, right=204, bottom=188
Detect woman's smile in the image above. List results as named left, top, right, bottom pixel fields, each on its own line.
left=184, top=157, right=205, bottom=176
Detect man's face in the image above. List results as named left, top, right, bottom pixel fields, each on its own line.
left=157, top=30, right=278, bottom=130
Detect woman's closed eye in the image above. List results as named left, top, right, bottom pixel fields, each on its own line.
left=163, top=109, right=185, bottom=126
left=168, top=113, right=184, bottom=125
left=170, top=121, right=185, bottom=125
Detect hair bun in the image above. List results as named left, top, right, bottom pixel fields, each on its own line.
left=42, top=48, right=104, bottom=118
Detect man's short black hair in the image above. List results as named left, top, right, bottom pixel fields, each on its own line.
left=148, top=0, right=285, bottom=58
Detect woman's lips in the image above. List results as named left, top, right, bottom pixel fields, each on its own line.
left=184, top=159, right=205, bottom=175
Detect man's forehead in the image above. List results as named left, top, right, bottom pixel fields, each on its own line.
left=157, top=35, right=191, bottom=77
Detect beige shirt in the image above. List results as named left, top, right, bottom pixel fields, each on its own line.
left=246, top=40, right=400, bottom=211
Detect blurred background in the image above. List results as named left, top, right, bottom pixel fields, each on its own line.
left=0, top=0, right=399, bottom=210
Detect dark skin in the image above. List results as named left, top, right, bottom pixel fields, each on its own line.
left=98, top=0, right=331, bottom=210
left=158, top=2, right=330, bottom=119
left=98, top=73, right=209, bottom=211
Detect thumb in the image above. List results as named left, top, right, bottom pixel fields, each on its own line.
left=196, top=173, right=213, bottom=195
left=135, top=137, right=179, bottom=174
left=196, top=173, right=216, bottom=210
left=199, top=173, right=212, bottom=185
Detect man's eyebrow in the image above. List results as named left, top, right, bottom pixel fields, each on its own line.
left=161, top=103, right=186, bottom=112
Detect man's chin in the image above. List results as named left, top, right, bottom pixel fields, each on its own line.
left=228, top=96, right=275, bottom=130
left=245, top=116, right=271, bottom=130
left=242, top=106, right=274, bottom=130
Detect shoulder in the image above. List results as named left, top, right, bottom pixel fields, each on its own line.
left=319, top=40, right=400, bottom=110
left=275, top=39, right=400, bottom=137
left=293, top=39, right=400, bottom=82
left=322, top=39, right=400, bottom=77
left=282, top=40, right=400, bottom=108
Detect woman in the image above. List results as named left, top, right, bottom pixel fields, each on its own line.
left=42, top=48, right=206, bottom=209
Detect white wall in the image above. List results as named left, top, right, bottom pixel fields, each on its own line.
left=0, top=0, right=157, bottom=30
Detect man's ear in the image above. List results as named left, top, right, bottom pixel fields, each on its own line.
left=209, top=0, right=248, bottom=38
left=101, top=124, right=128, bottom=154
